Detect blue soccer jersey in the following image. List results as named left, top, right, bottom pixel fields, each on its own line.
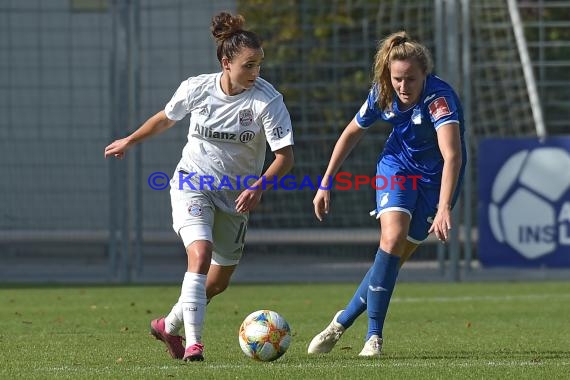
left=355, top=74, right=466, bottom=186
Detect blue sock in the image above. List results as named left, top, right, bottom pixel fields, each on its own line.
left=336, top=267, right=372, bottom=328
left=366, top=249, right=400, bottom=339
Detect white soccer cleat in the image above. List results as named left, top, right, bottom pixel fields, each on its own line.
left=307, top=310, right=345, bottom=354
left=358, top=334, right=383, bottom=357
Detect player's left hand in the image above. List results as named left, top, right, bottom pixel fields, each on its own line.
left=428, top=207, right=452, bottom=242
left=313, top=188, right=330, bottom=221
left=235, top=187, right=263, bottom=213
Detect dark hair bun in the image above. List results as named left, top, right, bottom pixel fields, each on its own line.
left=211, top=12, right=245, bottom=44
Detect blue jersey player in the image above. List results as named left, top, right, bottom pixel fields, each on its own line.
left=308, top=31, right=466, bottom=357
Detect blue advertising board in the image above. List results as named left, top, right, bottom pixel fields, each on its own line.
left=478, top=136, right=570, bottom=267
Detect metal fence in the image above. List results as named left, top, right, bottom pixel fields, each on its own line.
left=1, top=0, right=569, bottom=283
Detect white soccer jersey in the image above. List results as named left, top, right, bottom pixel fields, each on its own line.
left=165, top=72, right=294, bottom=191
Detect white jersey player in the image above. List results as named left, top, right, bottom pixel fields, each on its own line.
left=167, top=71, right=293, bottom=213
left=104, top=12, right=294, bottom=362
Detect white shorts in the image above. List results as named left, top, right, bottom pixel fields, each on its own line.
left=170, top=185, right=248, bottom=266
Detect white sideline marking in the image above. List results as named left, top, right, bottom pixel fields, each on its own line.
left=40, top=360, right=570, bottom=372
left=391, top=293, right=570, bottom=303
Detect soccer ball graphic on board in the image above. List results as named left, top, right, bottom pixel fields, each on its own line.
left=488, top=147, right=570, bottom=259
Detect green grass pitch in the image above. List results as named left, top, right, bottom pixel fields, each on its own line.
left=1, top=281, right=569, bottom=379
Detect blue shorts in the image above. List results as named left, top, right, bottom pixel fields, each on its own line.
left=372, top=157, right=462, bottom=244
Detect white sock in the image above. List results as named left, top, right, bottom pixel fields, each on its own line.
left=180, top=272, right=208, bottom=347
left=164, top=302, right=183, bottom=335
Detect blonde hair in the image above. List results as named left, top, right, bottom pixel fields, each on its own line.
left=373, top=31, right=433, bottom=111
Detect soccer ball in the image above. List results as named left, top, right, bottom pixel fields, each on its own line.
left=238, top=309, right=291, bottom=362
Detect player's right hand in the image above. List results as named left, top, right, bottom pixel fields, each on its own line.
left=313, top=188, right=330, bottom=221
left=104, top=138, right=130, bottom=159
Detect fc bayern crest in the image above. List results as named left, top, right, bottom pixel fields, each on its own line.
left=188, top=202, right=203, bottom=217
left=239, top=109, right=254, bottom=126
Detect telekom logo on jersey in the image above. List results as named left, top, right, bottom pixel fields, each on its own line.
left=147, top=171, right=422, bottom=191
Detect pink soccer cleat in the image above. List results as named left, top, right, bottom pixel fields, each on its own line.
left=150, top=317, right=185, bottom=359
left=183, top=343, right=205, bottom=362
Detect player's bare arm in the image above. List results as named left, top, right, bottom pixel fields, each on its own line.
left=104, top=110, right=176, bottom=159
left=428, top=122, right=462, bottom=241
left=235, top=145, right=294, bottom=213
left=313, top=119, right=366, bottom=221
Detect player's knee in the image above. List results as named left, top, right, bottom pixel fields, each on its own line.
left=185, top=242, right=213, bottom=268
left=379, top=234, right=408, bottom=255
